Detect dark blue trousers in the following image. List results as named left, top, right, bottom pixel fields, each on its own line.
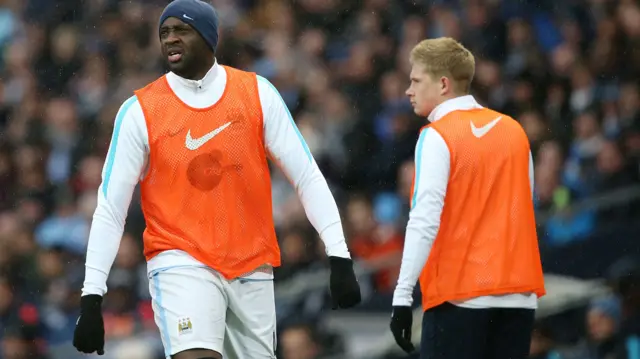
left=420, top=302, right=535, bottom=359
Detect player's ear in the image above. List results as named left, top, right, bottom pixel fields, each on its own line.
left=439, top=76, right=449, bottom=96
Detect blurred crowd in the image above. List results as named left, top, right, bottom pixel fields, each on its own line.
left=0, top=0, right=639, bottom=358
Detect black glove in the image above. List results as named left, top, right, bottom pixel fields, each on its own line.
left=328, top=256, right=361, bottom=309
left=73, top=294, right=105, bottom=355
left=390, top=306, right=415, bottom=354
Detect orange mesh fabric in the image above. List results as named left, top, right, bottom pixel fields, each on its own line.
left=419, top=108, right=545, bottom=311
left=134, top=66, right=280, bottom=279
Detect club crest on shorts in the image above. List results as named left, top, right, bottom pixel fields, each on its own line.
left=177, top=317, right=193, bottom=335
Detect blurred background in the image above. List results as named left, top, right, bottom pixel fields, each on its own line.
left=0, top=0, right=639, bottom=358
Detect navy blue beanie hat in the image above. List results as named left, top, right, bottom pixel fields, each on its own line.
left=159, top=0, right=219, bottom=52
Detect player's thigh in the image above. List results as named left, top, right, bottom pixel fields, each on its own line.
left=149, top=266, right=227, bottom=358
left=420, top=302, right=490, bottom=359
left=485, top=308, right=535, bottom=359
left=223, top=279, right=277, bottom=359
left=172, top=348, right=222, bottom=359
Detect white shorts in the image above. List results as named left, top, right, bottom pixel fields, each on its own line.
left=148, top=266, right=276, bottom=359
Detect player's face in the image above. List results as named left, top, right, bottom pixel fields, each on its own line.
left=406, top=63, right=444, bottom=117
left=160, top=17, right=211, bottom=79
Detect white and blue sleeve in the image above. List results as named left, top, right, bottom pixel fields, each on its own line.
left=529, top=150, right=534, bottom=196
left=392, top=127, right=451, bottom=307
left=257, top=76, right=350, bottom=259
left=82, top=96, right=149, bottom=296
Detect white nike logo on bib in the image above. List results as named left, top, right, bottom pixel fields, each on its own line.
left=470, top=116, right=502, bottom=138
left=185, top=122, right=232, bottom=151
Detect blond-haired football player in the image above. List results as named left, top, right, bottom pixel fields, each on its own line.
left=390, top=37, right=545, bottom=359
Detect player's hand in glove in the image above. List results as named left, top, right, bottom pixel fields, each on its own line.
left=328, top=256, right=361, bottom=309
left=73, top=294, right=105, bottom=355
left=390, top=306, right=416, bottom=353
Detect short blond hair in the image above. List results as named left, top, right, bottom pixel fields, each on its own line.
left=410, top=37, right=476, bottom=94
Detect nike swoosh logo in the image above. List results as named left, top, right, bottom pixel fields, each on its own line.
left=183, top=14, right=194, bottom=20
left=185, top=122, right=232, bottom=151
left=470, top=116, right=502, bottom=138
